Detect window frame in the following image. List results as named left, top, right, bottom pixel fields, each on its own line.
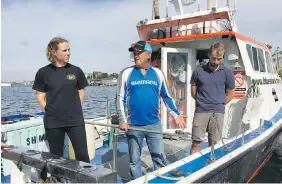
left=257, top=48, right=266, bottom=72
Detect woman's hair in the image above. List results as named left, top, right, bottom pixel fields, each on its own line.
left=46, top=37, right=68, bottom=62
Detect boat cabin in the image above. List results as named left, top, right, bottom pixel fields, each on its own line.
left=130, top=6, right=280, bottom=139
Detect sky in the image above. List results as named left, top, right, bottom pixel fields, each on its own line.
left=1, top=0, right=282, bottom=82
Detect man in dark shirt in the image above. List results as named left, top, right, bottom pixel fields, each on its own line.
left=32, top=37, right=90, bottom=162
left=190, top=43, right=235, bottom=154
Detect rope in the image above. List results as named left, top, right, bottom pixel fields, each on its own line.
left=212, top=113, right=242, bottom=152
left=199, top=148, right=215, bottom=163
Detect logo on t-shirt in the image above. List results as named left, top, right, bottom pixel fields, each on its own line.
left=66, top=74, right=76, bottom=80
left=131, top=80, right=157, bottom=86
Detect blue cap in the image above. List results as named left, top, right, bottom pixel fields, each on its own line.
left=129, top=41, right=152, bottom=53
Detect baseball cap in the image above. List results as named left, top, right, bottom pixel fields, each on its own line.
left=128, top=41, right=152, bottom=53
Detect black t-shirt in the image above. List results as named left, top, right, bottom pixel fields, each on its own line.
left=32, top=63, right=89, bottom=129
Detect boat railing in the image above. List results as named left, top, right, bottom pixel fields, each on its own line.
left=104, top=99, right=189, bottom=136
left=89, top=92, right=268, bottom=176
left=85, top=121, right=188, bottom=138
left=102, top=97, right=221, bottom=169
left=86, top=120, right=191, bottom=175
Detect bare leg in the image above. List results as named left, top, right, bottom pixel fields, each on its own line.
left=190, top=141, right=201, bottom=155
left=190, top=113, right=211, bottom=155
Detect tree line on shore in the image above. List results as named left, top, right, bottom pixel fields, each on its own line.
left=85, top=71, right=119, bottom=80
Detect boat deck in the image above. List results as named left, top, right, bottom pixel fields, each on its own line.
left=91, top=134, right=209, bottom=183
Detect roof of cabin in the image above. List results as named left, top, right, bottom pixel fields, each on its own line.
left=131, top=31, right=269, bottom=52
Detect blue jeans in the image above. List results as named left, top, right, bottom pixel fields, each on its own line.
left=126, top=122, right=167, bottom=180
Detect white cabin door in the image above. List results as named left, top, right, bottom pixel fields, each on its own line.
left=160, top=47, right=193, bottom=133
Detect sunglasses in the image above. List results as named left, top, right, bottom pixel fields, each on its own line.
left=133, top=50, right=145, bottom=55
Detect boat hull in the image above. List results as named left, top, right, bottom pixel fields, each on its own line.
left=193, top=125, right=282, bottom=183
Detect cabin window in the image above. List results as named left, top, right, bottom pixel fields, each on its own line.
left=246, top=44, right=254, bottom=68
left=251, top=47, right=260, bottom=71
left=265, top=51, right=273, bottom=73
left=257, top=48, right=266, bottom=72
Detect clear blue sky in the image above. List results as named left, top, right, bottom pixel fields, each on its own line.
left=2, top=0, right=282, bottom=82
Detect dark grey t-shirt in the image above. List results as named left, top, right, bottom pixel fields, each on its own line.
left=32, top=63, right=89, bottom=129
left=190, top=63, right=235, bottom=113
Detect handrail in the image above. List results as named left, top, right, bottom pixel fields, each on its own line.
left=85, top=120, right=190, bottom=138
left=85, top=120, right=191, bottom=177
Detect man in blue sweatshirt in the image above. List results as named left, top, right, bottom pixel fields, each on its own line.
left=116, top=41, right=186, bottom=180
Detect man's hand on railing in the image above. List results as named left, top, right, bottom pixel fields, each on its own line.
left=119, top=123, right=129, bottom=131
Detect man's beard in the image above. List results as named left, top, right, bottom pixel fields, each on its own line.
left=210, top=63, right=219, bottom=68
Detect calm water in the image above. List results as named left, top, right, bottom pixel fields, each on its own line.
left=1, top=86, right=117, bottom=119
left=1, top=86, right=282, bottom=182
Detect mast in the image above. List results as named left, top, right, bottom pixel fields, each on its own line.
left=153, top=0, right=160, bottom=19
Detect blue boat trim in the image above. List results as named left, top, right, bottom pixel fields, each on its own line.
left=35, top=112, right=44, bottom=115
left=1, top=114, right=34, bottom=122
left=147, top=106, right=282, bottom=183
left=1, top=112, right=46, bottom=122
left=1, top=175, right=11, bottom=183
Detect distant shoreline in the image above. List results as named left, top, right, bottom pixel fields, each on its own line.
left=2, top=78, right=117, bottom=87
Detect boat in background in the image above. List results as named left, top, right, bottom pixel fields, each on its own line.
left=1, top=0, right=282, bottom=183
left=1, top=82, right=12, bottom=87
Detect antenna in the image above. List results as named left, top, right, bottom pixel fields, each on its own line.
left=197, top=0, right=200, bottom=11
left=152, top=2, right=154, bottom=20
left=166, top=0, right=169, bottom=17
left=226, top=0, right=230, bottom=7
left=231, top=0, right=237, bottom=29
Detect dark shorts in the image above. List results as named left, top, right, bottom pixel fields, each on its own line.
left=192, top=113, right=224, bottom=142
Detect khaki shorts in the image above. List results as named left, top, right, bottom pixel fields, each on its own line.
left=192, top=113, right=224, bottom=142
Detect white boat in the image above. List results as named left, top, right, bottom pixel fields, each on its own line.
left=1, top=0, right=282, bottom=183
left=1, top=82, right=12, bottom=87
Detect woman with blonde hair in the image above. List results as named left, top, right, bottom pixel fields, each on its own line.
left=32, top=37, right=90, bottom=163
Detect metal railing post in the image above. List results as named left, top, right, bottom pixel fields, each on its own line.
left=259, top=119, right=264, bottom=134
left=112, top=129, right=118, bottom=172
left=241, top=123, right=245, bottom=145
left=210, top=142, right=216, bottom=163
left=106, top=96, right=110, bottom=132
